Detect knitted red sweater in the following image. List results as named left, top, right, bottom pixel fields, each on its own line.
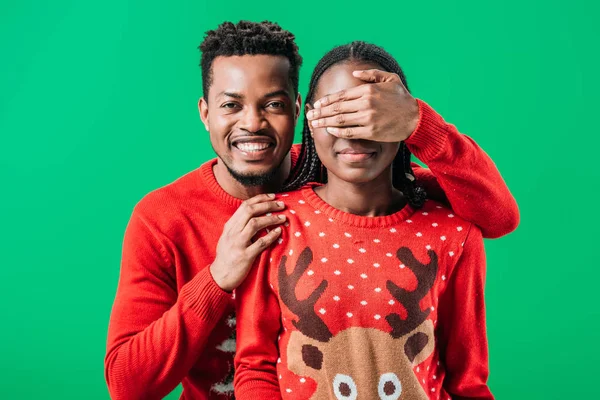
left=105, top=101, right=515, bottom=399
left=234, top=186, right=493, bottom=400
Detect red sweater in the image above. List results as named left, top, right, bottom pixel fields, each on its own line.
left=105, top=100, right=517, bottom=399
left=234, top=186, right=493, bottom=400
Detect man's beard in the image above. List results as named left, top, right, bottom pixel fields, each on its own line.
left=223, top=158, right=286, bottom=187
left=225, top=164, right=280, bottom=186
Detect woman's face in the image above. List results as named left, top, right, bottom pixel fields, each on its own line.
left=309, top=61, right=400, bottom=184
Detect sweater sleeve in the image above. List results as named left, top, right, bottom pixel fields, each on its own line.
left=407, top=99, right=519, bottom=239
left=234, top=250, right=283, bottom=399
left=104, top=208, right=232, bottom=400
left=437, top=225, right=494, bottom=400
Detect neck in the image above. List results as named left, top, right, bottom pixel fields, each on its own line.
left=213, top=154, right=292, bottom=200
left=316, top=168, right=405, bottom=216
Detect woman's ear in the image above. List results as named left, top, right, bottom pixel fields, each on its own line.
left=305, top=103, right=314, bottom=137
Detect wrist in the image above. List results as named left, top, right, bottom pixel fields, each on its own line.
left=404, top=99, right=448, bottom=162
left=404, top=98, right=420, bottom=140
left=209, top=262, right=235, bottom=293
left=179, top=267, right=232, bottom=322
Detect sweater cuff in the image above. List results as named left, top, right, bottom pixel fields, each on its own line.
left=405, top=99, right=449, bottom=162
left=235, top=377, right=282, bottom=400
left=180, top=266, right=232, bottom=324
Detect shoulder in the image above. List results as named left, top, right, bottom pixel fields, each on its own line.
left=275, top=186, right=318, bottom=225
left=414, top=200, right=472, bottom=230
left=408, top=200, right=475, bottom=261
left=267, top=187, right=320, bottom=255
left=276, top=188, right=306, bottom=204
left=132, top=164, right=213, bottom=228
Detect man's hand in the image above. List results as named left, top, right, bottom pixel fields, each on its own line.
left=210, top=194, right=286, bottom=292
left=306, top=69, right=420, bottom=142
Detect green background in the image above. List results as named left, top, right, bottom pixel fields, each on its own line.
left=1, top=0, right=598, bottom=398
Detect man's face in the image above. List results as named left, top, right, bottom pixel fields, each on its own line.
left=199, top=55, right=300, bottom=186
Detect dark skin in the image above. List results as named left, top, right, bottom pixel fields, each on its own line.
left=308, top=61, right=407, bottom=216
left=307, top=69, right=419, bottom=142
left=199, top=55, right=301, bottom=291
left=198, top=55, right=425, bottom=291
left=199, top=55, right=301, bottom=200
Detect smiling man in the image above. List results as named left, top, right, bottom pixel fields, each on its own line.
left=201, top=54, right=300, bottom=197
left=105, top=21, right=519, bottom=400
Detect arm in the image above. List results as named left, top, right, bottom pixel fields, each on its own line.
left=105, top=209, right=232, bottom=400
left=437, top=226, right=494, bottom=400
left=234, top=251, right=283, bottom=399
left=407, top=99, right=520, bottom=239
left=306, top=70, right=519, bottom=239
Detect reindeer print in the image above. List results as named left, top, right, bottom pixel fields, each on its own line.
left=278, top=246, right=439, bottom=400
left=211, top=313, right=237, bottom=397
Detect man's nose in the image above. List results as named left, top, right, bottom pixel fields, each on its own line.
left=239, top=106, right=267, bottom=133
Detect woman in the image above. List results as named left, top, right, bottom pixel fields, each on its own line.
left=234, top=41, right=494, bottom=400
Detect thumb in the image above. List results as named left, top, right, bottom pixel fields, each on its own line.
left=353, top=69, right=400, bottom=83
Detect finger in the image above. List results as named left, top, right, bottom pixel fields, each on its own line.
left=310, top=110, right=370, bottom=129
left=313, top=85, right=367, bottom=109
left=241, top=214, right=286, bottom=240
left=246, top=227, right=283, bottom=258
left=325, top=126, right=372, bottom=140
left=228, top=193, right=274, bottom=226
left=352, top=69, right=401, bottom=83
left=306, top=98, right=365, bottom=121
left=244, top=193, right=277, bottom=205
left=231, top=198, right=285, bottom=231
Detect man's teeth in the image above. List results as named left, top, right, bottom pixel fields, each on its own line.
left=236, top=142, right=271, bottom=152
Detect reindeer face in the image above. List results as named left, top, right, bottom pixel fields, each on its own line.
left=278, top=246, right=439, bottom=400
left=286, top=321, right=434, bottom=400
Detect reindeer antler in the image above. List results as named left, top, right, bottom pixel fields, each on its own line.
left=278, top=247, right=333, bottom=342
left=386, top=248, right=438, bottom=338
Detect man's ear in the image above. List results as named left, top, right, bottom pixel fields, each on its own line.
left=305, top=103, right=314, bottom=136
left=294, top=93, right=302, bottom=123
left=198, top=97, right=209, bottom=131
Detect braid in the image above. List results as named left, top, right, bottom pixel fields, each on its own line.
left=283, top=46, right=350, bottom=190
left=392, top=143, right=426, bottom=209
left=283, top=41, right=425, bottom=209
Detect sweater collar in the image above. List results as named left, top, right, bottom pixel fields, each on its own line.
left=301, top=183, right=416, bottom=228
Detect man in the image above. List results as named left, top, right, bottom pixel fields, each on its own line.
left=105, top=21, right=518, bottom=400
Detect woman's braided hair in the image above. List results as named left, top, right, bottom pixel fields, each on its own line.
left=283, top=41, right=425, bottom=209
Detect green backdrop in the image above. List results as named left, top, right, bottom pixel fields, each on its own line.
left=1, top=1, right=598, bottom=399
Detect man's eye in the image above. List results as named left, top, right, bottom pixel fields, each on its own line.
left=221, top=102, right=239, bottom=109
left=267, top=102, right=285, bottom=109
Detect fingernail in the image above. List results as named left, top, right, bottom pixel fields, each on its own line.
left=267, top=193, right=275, bottom=198
left=275, top=227, right=282, bottom=233
left=307, top=110, right=314, bottom=119
left=311, top=120, right=319, bottom=127
left=353, top=70, right=363, bottom=76
left=326, top=127, right=338, bottom=134
left=277, top=201, right=284, bottom=207
left=278, top=215, right=286, bottom=220
left=314, top=100, right=322, bottom=108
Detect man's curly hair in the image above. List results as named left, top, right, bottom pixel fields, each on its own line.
left=199, top=21, right=302, bottom=100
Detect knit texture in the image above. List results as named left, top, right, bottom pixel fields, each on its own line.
left=105, top=102, right=516, bottom=399
left=234, top=186, right=494, bottom=400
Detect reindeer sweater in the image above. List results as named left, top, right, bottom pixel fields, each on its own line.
left=234, top=185, right=494, bottom=400
left=106, top=100, right=512, bottom=400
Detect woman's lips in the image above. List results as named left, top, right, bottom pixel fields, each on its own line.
left=337, top=148, right=377, bottom=162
